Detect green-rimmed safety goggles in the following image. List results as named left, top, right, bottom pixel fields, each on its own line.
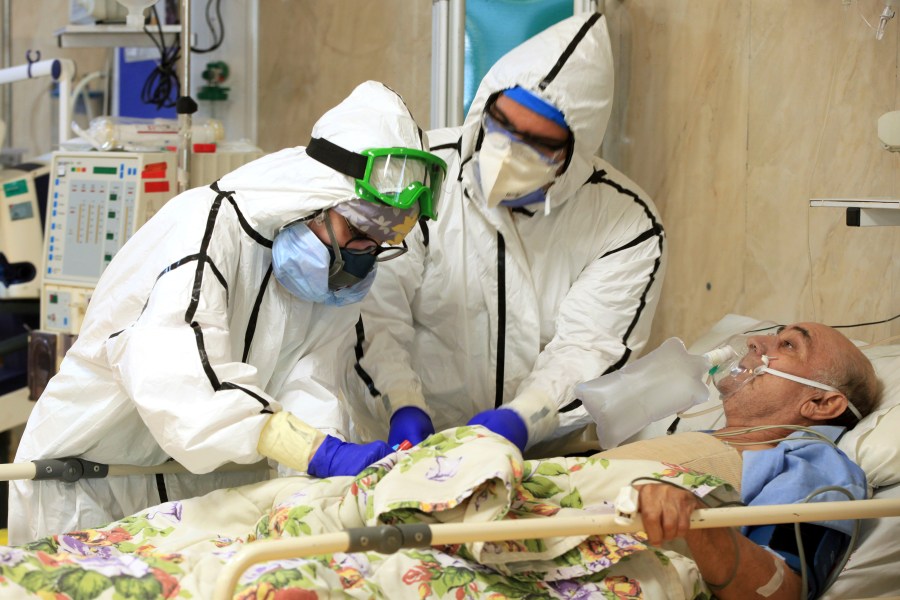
left=306, top=138, right=447, bottom=221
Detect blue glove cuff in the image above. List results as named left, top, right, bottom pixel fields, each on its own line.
left=307, top=434, right=341, bottom=478
left=467, top=409, right=528, bottom=453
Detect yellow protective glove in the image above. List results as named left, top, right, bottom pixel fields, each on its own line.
left=257, top=411, right=326, bottom=473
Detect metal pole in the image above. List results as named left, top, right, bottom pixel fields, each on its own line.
left=0, top=459, right=268, bottom=482
left=430, top=0, right=449, bottom=130
left=1, top=0, right=12, bottom=147
left=447, top=0, right=465, bottom=127
left=178, top=0, right=192, bottom=193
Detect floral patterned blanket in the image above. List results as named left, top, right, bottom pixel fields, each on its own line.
left=0, top=427, right=735, bottom=599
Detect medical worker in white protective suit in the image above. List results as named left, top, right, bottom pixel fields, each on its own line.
left=9, top=81, right=447, bottom=543
left=343, top=14, right=667, bottom=455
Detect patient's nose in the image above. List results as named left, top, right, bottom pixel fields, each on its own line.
left=745, top=334, right=769, bottom=355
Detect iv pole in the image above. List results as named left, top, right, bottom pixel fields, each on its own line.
left=176, top=0, right=195, bottom=193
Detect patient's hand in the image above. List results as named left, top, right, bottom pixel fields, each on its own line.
left=636, top=483, right=801, bottom=599
left=634, top=484, right=703, bottom=546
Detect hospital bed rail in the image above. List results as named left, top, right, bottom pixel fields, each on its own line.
left=212, top=497, right=900, bottom=600
left=0, top=458, right=268, bottom=483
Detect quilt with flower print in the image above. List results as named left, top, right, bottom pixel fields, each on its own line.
left=0, top=426, right=735, bottom=599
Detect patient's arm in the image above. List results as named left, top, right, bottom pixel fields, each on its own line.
left=636, top=484, right=801, bottom=600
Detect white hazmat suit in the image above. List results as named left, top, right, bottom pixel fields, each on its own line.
left=10, top=81, right=427, bottom=543
left=343, top=14, right=667, bottom=450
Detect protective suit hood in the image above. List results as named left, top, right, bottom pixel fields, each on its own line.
left=219, top=80, right=426, bottom=236
left=461, top=13, right=614, bottom=212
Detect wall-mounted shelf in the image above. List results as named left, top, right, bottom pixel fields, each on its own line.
left=809, top=198, right=900, bottom=227
left=55, top=24, right=183, bottom=49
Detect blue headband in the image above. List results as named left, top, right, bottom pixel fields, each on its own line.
left=502, top=87, right=568, bottom=130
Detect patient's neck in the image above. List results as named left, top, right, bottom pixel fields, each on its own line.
left=710, top=425, right=796, bottom=454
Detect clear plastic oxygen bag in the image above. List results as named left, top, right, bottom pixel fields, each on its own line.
left=575, top=337, right=720, bottom=450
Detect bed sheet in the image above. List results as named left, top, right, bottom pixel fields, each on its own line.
left=0, top=426, right=736, bottom=599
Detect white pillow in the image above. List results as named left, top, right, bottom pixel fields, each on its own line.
left=821, top=482, right=900, bottom=599
left=837, top=343, right=900, bottom=488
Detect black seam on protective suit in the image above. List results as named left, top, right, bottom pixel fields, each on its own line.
left=539, top=12, right=602, bottom=90
left=430, top=138, right=461, bottom=153
left=561, top=168, right=665, bottom=413
left=221, top=381, right=272, bottom=412
left=600, top=226, right=662, bottom=259
left=108, top=254, right=230, bottom=342
left=190, top=320, right=221, bottom=389
left=224, top=196, right=273, bottom=248
left=494, top=233, right=507, bottom=409
left=162, top=254, right=229, bottom=303
left=185, top=192, right=226, bottom=324
left=353, top=317, right=382, bottom=398
left=458, top=155, right=472, bottom=182
left=242, top=264, right=272, bottom=362
left=512, top=207, right=536, bottom=217
left=155, top=474, right=168, bottom=503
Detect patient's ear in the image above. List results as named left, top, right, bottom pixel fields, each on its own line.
left=800, top=391, right=848, bottom=422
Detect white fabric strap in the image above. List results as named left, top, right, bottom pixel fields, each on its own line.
left=762, top=367, right=863, bottom=420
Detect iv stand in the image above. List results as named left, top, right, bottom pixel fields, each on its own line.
left=176, top=0, right=196, bottom=194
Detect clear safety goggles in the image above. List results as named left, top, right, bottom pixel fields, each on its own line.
left=709, top=335, right=863, bottom=420
left=482, top=110, right=569, bottom=165
left=355, top=147, right=447, bottom=221
left=306, top=137, right=447, bottom=221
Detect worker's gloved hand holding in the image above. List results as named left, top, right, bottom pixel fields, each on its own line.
left=388, top=406, right=435, bottom=447
left=307, top=435, right=392, bottom=478
left=467, top=408, right=528, bottom=453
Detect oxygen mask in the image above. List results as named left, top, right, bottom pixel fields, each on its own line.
left=708, top=342, right=772, bottom=398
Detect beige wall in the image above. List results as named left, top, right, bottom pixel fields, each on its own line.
left=257, top=0, right=432, bottom=153
left=603, top=0, right=900, bottom=347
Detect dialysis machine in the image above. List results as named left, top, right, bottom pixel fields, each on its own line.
left=28, top=151, right=178, bottom=400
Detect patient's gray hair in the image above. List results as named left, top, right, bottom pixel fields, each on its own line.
left=818, top=351, right=884, bottom=429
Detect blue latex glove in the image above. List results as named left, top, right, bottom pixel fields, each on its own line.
left=389, top=406, right=435, bottom=448
left=466, top=408, right=528, bottom=453
left=307, top=435, right=392, bottom=478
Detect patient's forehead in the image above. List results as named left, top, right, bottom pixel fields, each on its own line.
left=788, top=321, right=862, bottom=368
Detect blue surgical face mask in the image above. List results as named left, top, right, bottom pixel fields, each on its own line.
left=498, top=188, right=547, bottom=208
left=271, top=221, right=376, bottom=306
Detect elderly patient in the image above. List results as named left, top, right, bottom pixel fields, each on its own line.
left=623, top=322, right=881, bottom=599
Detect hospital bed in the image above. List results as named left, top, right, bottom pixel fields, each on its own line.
left=2, top=315, right=899, bottom=598
left=211, top=315, right=900, bottom=598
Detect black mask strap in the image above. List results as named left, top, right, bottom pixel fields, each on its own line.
left=306, top=137, right=368, bottom=180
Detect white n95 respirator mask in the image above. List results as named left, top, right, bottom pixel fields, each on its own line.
left=475, top=132, right=559, bottom=209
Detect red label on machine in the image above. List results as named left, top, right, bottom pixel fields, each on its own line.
left=144, top=181, right=170, bottom=194
left=141, top=162, right=169, bottom=179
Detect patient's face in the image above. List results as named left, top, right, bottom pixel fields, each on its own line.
left=723, top=322, right=849, bottom=424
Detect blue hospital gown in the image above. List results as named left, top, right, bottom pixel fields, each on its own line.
left=740, top=426, right=867, bottom=598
